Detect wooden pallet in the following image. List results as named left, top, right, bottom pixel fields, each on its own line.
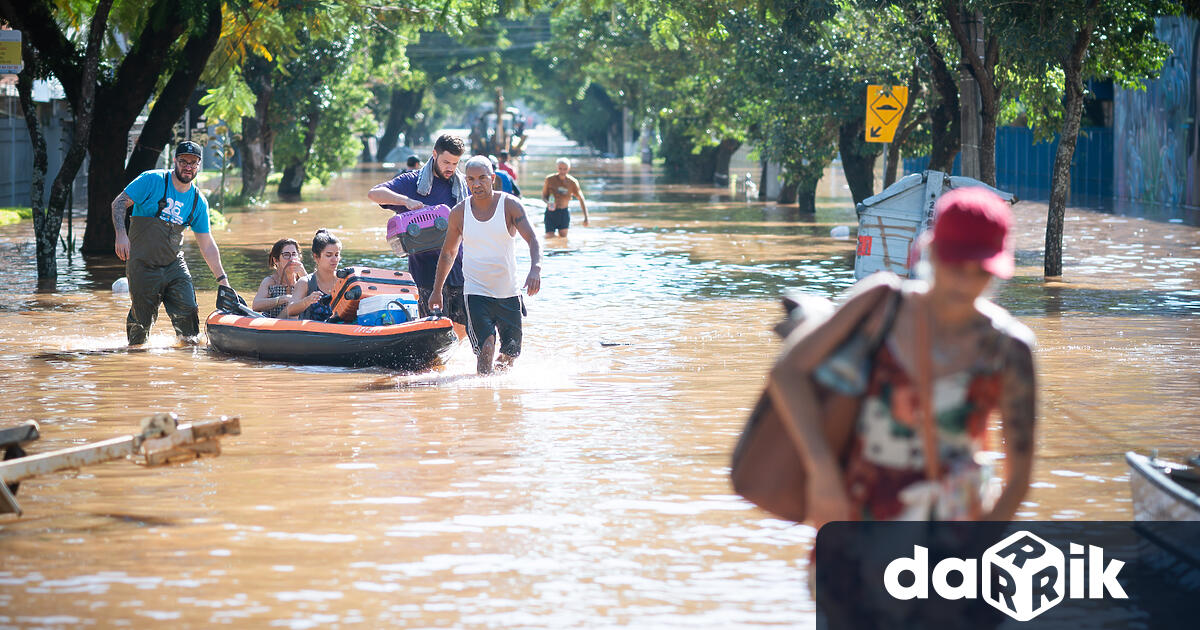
left=0, top=414, right=240, bottom=517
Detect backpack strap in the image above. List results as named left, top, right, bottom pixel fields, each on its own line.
left=155, top=172, right=171, bottom=220
left=156, top=171, right=201, bottom=226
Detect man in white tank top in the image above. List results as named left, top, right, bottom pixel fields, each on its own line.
left=430, top=156, right=542, bottom=374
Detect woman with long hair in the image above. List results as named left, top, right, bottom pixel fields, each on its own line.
left=287, top=229, right=341, bottom=321
left=252, top=238, right=305, bottom=318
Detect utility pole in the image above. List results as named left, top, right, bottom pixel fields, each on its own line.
left=959, top=8, right=984, bottom=179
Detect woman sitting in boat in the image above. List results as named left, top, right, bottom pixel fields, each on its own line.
left=252, top=238, right=305, bottom=318
left=287, top=229, right=341, bottom=321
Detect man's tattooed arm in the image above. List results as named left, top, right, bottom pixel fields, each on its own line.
left=111, top=191, right=133, bottom=236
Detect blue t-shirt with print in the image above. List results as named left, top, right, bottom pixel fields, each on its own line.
left=123, top=169, right=210, bottom=233
left=380, top=170, right=463, bottom=288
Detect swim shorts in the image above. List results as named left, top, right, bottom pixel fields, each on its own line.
left=544, top=207, right=570, bottom=233
left=465, top=294, right=523, bottom=357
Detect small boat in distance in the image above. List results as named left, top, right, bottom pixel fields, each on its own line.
left=1125, top=451, right=1200, bottom=521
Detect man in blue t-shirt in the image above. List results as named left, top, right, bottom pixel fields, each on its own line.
left=367, top=133, right=468, bottom=326
left=111, top=141, right=230, bottom=345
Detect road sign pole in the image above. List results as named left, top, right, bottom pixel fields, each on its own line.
left=881, top=143, right=888, bottom=184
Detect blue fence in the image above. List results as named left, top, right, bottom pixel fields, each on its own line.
left=903, top=126, right=1113, bottom=202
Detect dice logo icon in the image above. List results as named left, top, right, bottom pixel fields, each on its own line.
left=982, top=530, right=1065, bottom=621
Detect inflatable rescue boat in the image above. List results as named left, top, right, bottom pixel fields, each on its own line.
left=206, top=283, right=457, bottom=371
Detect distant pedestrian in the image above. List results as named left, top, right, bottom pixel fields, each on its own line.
left=497, top=150, right=517, bottom=181
left=429, top=156, right=541, bottom=374
left=401, top=155, right=421, bottom=174
left=111, top=140, right=230, bottom=345
left=540, top=157, right=589, bottom=237
left=489, top=155, right=521, bottom=197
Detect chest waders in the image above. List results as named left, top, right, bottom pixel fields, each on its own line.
left=125, top=173, right=201, bottom=345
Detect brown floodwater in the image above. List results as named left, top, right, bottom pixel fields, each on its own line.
left=0, top=132, right=1198, bottom=628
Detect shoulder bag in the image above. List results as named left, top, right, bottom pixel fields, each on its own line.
left=730, top=284, right=901, bottom=523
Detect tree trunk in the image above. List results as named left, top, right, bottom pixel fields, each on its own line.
left=27, top=0, right=110, bottom=274
left=18, top=41, right=51, bottom=280
left=237, top=56, right=276, bottom=200
left=837, top=119, right=877, bottom=204
left=52, top=0, right=112, bottom=265
left=942, top=0, right=999, bottom=186
left=795, top=182, right=818, bottom=214
left=82, top=119, right=131, bottom=255
left=278, top=109, right=322, bottom=199
left=923, top=32, right=961, bottom=174
left=979, top=61, right=998, bottom=187
left=778, top=180, right=798, bottom=205
left=64, top=0, right=212, bottom=255
left=375, top=86, right=426, bottom=162
left=125, top=0, right=222, bottom=179
left=659, top=123, right=736, bottom=184
left=1045, top=21, right=1096, bottom=279
left=712, top=138, right=740, bottom=186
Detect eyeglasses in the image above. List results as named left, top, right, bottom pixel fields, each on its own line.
left=279, top=251, right=300, bottom=259
left=176, top=158, right=201, bottom=169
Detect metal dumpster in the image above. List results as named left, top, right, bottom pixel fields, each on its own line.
left=853, top=171, right=1015, bottom=280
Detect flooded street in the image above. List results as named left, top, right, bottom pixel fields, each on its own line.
left=0, top=133, right=1198, bottom=628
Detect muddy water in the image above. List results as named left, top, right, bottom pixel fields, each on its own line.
left=0, top=139, right=1198, bottom=627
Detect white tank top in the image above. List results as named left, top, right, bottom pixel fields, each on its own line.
left=463, top=192, right=519, bottom=298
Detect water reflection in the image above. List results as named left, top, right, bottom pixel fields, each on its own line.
left=0, top=144, right=1196, bottom=627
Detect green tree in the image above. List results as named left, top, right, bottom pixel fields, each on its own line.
left=274, top=29, right=375, bottom=198
left=991, top=0, right=1175, bottom=278
left=2, top=0, right=223, bottom=257
left=533, top=4, right=746, bottom=178
left=12, top=0, right=112, bottom=286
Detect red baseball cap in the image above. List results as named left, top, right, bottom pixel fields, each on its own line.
left=928, top=187, right=1014, bottom=279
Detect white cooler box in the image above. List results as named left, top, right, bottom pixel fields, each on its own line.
left=355, top=293, right=419, bottom=326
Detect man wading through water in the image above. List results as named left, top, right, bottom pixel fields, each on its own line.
left=430, top=156, right=541, bottom=374
left=368, top=134, right=469, bottom=326
left=112, top=141, right=230, bottom=345
left=540, top=157, right=589, bottom=237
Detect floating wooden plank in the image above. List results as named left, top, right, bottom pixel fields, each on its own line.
left=0, top=415, right=240, bottom=516
left=0, top=421, right=40, bottom=449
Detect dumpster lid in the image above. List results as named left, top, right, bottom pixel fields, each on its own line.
left=861, top=171, right=1016, bottom=208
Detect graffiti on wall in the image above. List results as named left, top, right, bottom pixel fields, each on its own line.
left=1114, top=17, right=1199, bottom=209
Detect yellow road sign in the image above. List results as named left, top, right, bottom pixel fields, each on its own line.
left=865, top=85, right=908, bottom=143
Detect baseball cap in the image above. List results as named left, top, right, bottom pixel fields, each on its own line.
left=928, top=187, right=1014, bottom=279
left=175, top=141, right=203, bottom=159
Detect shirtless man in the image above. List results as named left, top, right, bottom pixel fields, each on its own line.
left=540, top=157, right=589, bottom=237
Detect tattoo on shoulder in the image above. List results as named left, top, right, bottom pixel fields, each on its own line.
left=514, top=214, right=527, bottom=226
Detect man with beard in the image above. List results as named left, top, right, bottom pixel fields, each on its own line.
left=429, top=156, right=541, bottom=374
left=368, top=133, right=468, bottom=323
left=111, top=141, right=229, bottom=345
